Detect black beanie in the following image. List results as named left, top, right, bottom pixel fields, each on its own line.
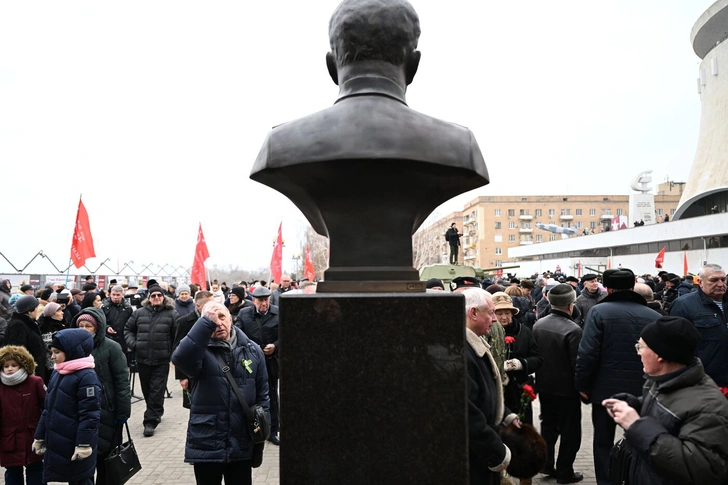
left=230, top=287, right=246, bottom=300
left=640, top=316, right=701, bottom=365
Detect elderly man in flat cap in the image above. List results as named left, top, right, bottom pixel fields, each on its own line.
left=235, top=286, right=280, bottom=445
left=575, top=268, right=660, bottom=485
left=574, top=273, right=606, bottom=327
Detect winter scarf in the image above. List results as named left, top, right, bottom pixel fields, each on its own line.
left=55, top=355, right=95, bottom=375
left=1, top=368, right=29, bottom=386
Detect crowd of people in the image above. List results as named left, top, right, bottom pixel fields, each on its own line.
left=0, top=263, right=726, bottom=484
left=425, top=262, right=728, bottom=485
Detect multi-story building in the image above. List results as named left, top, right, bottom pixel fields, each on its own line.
left=413, top=182, right=683, bottom=269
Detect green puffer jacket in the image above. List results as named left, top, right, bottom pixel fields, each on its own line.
left=72, top=307, right=132, bottom=455
left=615, top=360, right=728, bottom=485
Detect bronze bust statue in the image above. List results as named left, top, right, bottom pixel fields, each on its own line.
left=251, top=0, right=489, bottom=291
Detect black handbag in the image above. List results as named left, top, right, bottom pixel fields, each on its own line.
left=105, top=423, right=142, bottom=485
left=608, top=437, right=631, bottom=485
left=215, top=354, right=271, bottom=445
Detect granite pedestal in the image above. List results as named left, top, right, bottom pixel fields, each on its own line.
left=279, top=292, right=468, bottom=484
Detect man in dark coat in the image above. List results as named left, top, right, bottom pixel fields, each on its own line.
left=574, top=273, right=606, bottom=327
left=669, top=263, right=728, bottom=387
left=101, top=285, right=134, bottom=351
left=0, top=279, right=13, bottom=320
left=575, top=268, right=660, bottom=485
left=446, top=223, right=461, bottom=265
left=235, top=286, right=280, bottom=445
left=532, top=284, right=583, bottom=483
left=463, top=288, right=519, bottom=485
left=269, top=274, right=293, bottom=307
left=124, top=285, right=179, bottom=436
left=172, top=301, right=269, bottom=484
left=6, top=296, right=47, bottom=380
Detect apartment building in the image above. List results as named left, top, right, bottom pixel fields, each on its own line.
left=413, top=182, right=683, bottom=270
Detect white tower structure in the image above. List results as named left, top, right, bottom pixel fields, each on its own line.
left=674, top=0, right=728, bottom=219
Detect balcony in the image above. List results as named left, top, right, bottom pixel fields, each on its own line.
left=560, top=214, right=574, bottom=220
left=464, top=254, right=476, bottom=261
left=519, top=227, right=533, bottom=233
left=519, top=240, right=534, bottom=245
left=519, top=214, right=533, bottom=220
left=600, top=214, right=614, bottom=220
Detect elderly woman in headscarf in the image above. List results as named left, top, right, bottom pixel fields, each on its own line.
left=492, top=292, right=543, bottom=426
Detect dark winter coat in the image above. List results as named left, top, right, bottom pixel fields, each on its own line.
left=676, top=281, right=695, bottom=297
left=236, top=305, right=280, bottom=379
left=574, top=287, right=607, bottom=326
left=0, top=345, right=45, bottom=468
left=175, top=298, right=196, bottom=317
left=38, top=315, right=67, bottom=381
left=613, top=360, right=728, bottom=485
left=531, top=285, right=544, bottom=305
left=171, top=316, right=269, bottom=463
left=173, top=309, right=200, bottom=380
left=466, top=330, right=509, bottom=485
left=125, top=296, right=179, bottom=365
left=0, top=280, right=11, bottom=320
left=101, top=296, right=134, bottom=349
left=35, top=329, right=101, bottom=483
left=511, top=296, right=536, bottom=329
left=532, top=309, right=582, bottom=397
left=71, top=307, right=131, bottom=455
left=269, top=287, right=291, bottom=307
left=575, top=291, right=661, bottom=403
left=669, top=288, right=728, bottom=386
left=6, top=313, right=47, bottom=377
left=503, top=321, right=542, bottom=385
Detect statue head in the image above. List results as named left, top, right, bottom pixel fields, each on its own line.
left=327, top=0, right=421, bottom=85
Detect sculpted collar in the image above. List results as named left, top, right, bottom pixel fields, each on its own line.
left=336, top=74, right=408, bottom=105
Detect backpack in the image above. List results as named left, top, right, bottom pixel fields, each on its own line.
left=444, top=231, right=450, bottom=242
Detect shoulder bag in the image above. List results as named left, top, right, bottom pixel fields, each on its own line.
left=105, top=422, right=142, bottom=485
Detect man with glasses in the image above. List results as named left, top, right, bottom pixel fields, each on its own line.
left=125, top=285, right=180, bottom=436
left=670, top=263, right=728, bottom=388
left=575, top=268, right=660, bottom=485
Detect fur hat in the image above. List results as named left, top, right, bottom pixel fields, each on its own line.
left=499, top=423, right=547, bottom=479
left=603, top=268, right=635, bottom=290
left=43, top=302, right=62, bottom=318
left=548, top=284, right=576, bottom=307
left=491, top=292, right=519, bottom=315
left=0, top=345, right=37, bottom=375
left=16, top=295, right=40, bottom=314
left=641, top=316, right=701, bottom=365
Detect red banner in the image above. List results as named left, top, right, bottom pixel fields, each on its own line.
left=304, top=245, right=316, bottom=281
left=683, top=252, right=689, bottom=276
left=270, top=222, right=283, bottom=284
left=191, top=223, right=210, bottom=290
left=655, top=247, right=666, bottom=269
left=70, top=197, right=96, bottom=268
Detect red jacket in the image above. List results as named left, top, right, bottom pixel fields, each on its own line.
left=0, top=375, right=45, bottom=467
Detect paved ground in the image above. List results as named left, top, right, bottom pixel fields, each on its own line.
left=7, top=365, right=613, bottom=484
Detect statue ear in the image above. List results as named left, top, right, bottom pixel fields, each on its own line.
left=405, top=50, right=421, bottom=85
left=326, top=52, right=339, bottom=85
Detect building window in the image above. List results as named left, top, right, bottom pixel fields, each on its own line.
left=657, top=209, right=663, bottom=216
left=560, top=209, right=571, bottom=215
left=671, top=209, right=676, bottom=215
left=495, top=247, right=502, bottom=255
left=536, top=235, right=542, bottom=243
left=495, top=209, right=501, bottom=216
left=548, top=209, right=555, bottom=217
left=589, top=209, right=596, bottom=216
left=508, top=209, right=515, bottom=217
left=535, top=209, right=542, bottom=217
left=508, top=234, right=516, bottom=242
left=617, top=209, right=623, bottom=216
left=495, top=222, right=501, bottom=229
left=590, top=222, right=597, bottom=229
left=577, top=221, right=583, bottom=228
left=509, top=222, right=517, bottom=229
left=602, top=209, right=612, bottom=215
left=521, top=222, right=531, bottom=229
left=494, top=234, right=502, bottom=242
left=576, top=209, right=582, bottom=216
left=550, top=235, right=557, bottom=241
left=520, top=209, right=530, bottom=215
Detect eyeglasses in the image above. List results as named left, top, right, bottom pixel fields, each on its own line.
left=150, top=293, right=164, bottom=298
left=634, top=342, right=643, bottom=353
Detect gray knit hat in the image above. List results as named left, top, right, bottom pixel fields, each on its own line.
left=175, top=284, right=191, bottom=297
left=547, top=284, right=576, bottom=307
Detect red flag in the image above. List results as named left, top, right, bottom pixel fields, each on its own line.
left=70, top=197, right=96, bottom=268
left=655, top=247, right=666, bottom=269
left=304, top=245, right=316, bottom=281
left=270, top=222, right=283, bottom=284
left=191, top=223, right=210, bottom=290
left=683, top=252, right=689, bottom=276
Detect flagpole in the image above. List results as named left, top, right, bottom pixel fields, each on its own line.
left=65, top=258, right=73, bottom=286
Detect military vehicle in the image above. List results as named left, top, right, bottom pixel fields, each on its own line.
left=419, top=264, right=521, bottom=291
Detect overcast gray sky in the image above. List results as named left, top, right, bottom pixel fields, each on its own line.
left=0, top=0, right=716, bottom=275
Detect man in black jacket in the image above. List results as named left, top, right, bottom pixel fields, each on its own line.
left=173, top=291, right=214, bottom=405
left=125, top=285, right=180, bottom=437
left=574, top=273, right=606, bottom=327
left=533, top=284, right=583, bottom=484
left=575, top=268, right=660, bottom=485
left=445, top=223, right=461, bottom=265
left=102, top=285, right=134, bottom=352
left=236, top=286, right=280, bottom=445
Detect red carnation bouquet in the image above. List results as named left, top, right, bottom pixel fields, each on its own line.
left=518, top=384, right=537, bottom=421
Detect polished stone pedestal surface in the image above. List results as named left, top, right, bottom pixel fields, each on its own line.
left=279, top=292, right=468, bottom=485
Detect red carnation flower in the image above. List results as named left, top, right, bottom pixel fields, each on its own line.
left=505, top=336, right=516, bottom=344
